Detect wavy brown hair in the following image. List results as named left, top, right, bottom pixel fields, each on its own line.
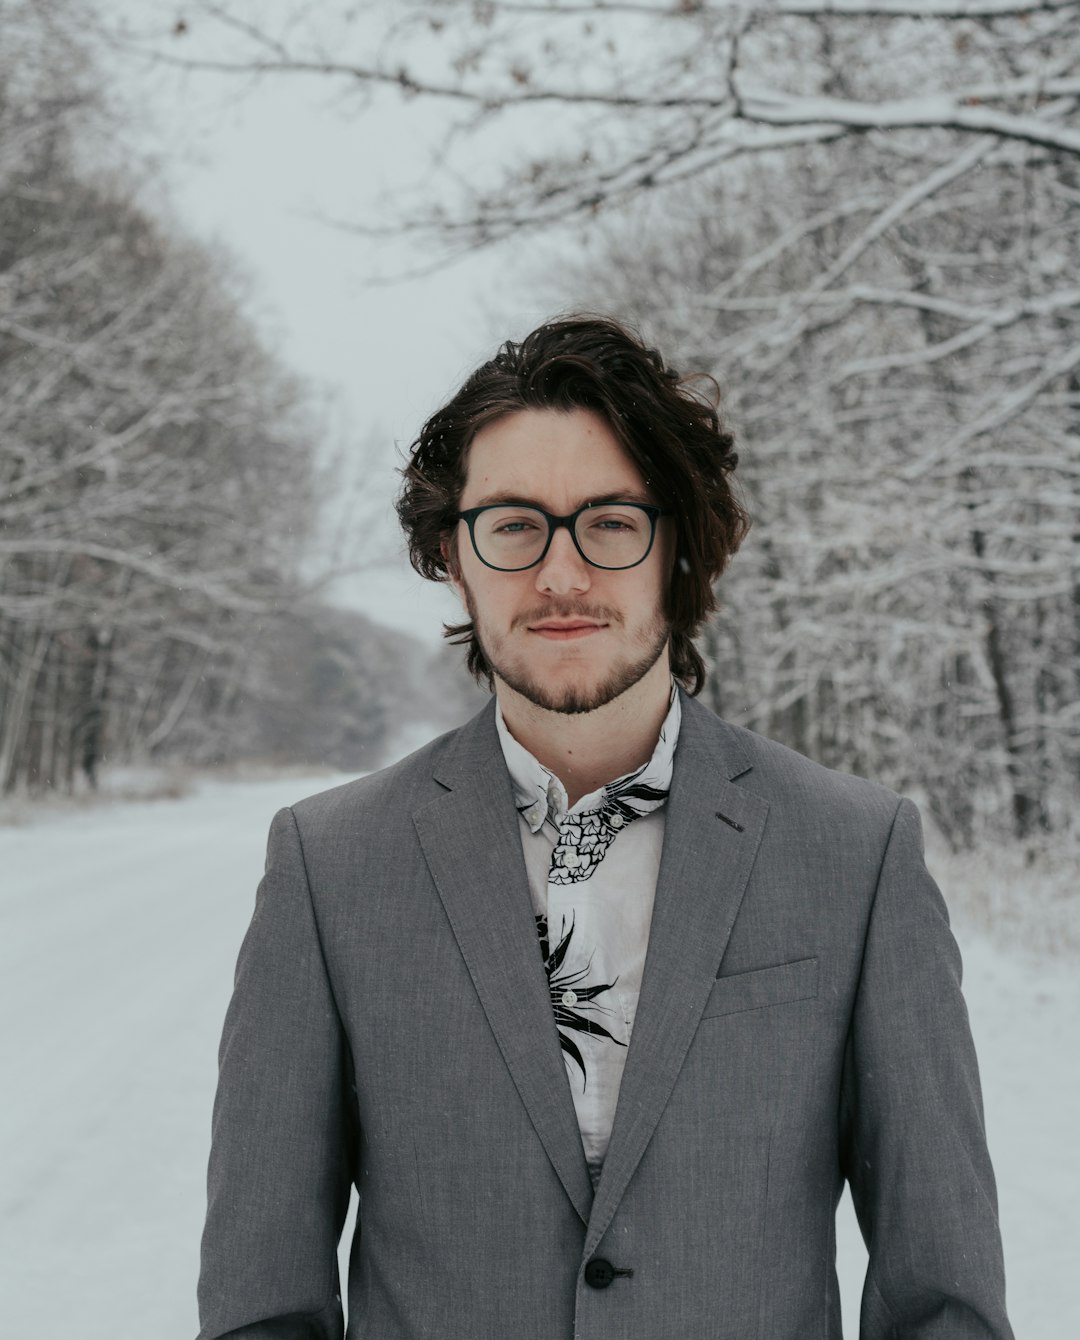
left=396, top=313, right=749, bottom=694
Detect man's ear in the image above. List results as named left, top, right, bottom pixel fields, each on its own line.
left=440, top=534, right=465, bottom=604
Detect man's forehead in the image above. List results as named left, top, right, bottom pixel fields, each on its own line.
left=468, top=486, right=654, bottom=510
left=460, top=407, right=649, bottom=503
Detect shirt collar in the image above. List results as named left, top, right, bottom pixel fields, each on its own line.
left=495, top=682, right=682, bottom=834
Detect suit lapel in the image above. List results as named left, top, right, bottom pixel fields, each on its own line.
left=584, top=692, right=769, bottom=1258
left=412, top=700, right=594, bottom=1226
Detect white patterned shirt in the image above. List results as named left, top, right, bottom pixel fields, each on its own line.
left=495, top=685, right=682, bottom=1186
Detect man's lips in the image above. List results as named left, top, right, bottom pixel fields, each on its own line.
left=528, top=620, right=607, bottom=640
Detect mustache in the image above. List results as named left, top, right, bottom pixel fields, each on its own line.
left=513, top=602, right=622, bottom=630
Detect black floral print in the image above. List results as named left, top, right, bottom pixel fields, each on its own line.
left=549, top=770, right=669, bottom=884
left=498, top=684, right=681, bottom=1095
left=536, top=912, right=625, bottom=1088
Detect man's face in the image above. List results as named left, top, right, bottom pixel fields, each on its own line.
left=448, top=407, right=672, bottom=715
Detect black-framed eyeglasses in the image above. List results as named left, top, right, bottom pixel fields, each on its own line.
left=456, top=501, right=668, bottom=572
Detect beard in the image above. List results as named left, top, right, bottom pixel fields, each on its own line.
left=461, top=583, right=671, bottom=715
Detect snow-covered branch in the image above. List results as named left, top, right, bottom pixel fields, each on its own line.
left=737, top=85, right=1080, bottom=156
left=833, top=288, right=1080, bottom=380
left=113, top=44, right=730, bottom=110
left=445, top=0, right=1080, bottom=18
left=765, top=0, right=1080, bottom=16
left=717, top=135, right=996, bottom=362
left=0, top=541, right=275, bottom=613
left=904, top=341, right=1080, bottom=478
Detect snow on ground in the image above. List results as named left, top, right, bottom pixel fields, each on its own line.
left=1, top=750, right=1076, bottom=1338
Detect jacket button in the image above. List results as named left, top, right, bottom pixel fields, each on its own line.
left=584, top=1258, right=616, bottom=1289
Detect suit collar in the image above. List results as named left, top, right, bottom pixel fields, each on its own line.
left=675, top=685, right=755, bottom=782
left=429, top=695, right=500, bottom=791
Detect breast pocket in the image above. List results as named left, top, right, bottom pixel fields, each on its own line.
left=700, top=956, right=819, bottom=1020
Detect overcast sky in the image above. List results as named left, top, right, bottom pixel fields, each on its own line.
left=107, top=15, right=563, bottom=643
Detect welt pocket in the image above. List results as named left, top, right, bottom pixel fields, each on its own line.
left=700, top=956, right=819, bottom=1020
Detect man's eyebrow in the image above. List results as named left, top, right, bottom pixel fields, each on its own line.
left=469, top=489, right=654, bottom=509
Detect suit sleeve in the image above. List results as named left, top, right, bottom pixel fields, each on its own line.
left=197, top=807, right=355, bottom=1340
left=840, top=798, right=1013, bottom=1339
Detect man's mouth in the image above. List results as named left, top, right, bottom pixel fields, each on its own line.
left=528, top=619, right=607, bottom=641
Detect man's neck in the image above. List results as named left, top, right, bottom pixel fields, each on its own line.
left=495, top=656, right=674, bottom=809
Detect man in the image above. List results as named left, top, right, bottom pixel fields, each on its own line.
left=198, top=316, right=1012, bottom=1339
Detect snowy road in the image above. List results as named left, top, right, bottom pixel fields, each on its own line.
left=1, top=768, right=1076, bottom=1338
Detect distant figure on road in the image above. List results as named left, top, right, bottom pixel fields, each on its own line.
left=197, top=315, right=1013, bottom=1339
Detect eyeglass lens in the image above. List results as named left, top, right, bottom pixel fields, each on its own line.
left=472, top=505, right=653, bottom=570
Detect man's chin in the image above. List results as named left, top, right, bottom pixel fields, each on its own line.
left=494, top=655, right=665, bottom=716
left=502, top=679, right=621, bottom=716
left=530, top=686, right=613, bottom=716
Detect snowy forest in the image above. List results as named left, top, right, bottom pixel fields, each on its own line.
left=0, top=0, right=447, bottom=795
left=3, top=0, right=1079, bottom=852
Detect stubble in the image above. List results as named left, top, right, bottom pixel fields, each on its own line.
left=462, top=584, right=671, bottom=715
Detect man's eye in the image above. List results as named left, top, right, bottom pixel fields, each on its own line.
left=588, top=514, right=638, bottom=532
left=493, top=518, right=540, bottom=534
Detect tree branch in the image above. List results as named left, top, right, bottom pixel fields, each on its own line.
left=445, top=0, right=1080, bottom=18
left=832, top=288, right=1080, bottom=380
left=0, top=541, right=274, bottom=614
left=116, top=44, right=731, bottom=109
left=732, top=134, right=997, bottom=363
left=737, top=84, right=1080, bottom=155
left=765, top=0, right=1080, bottom=16
left=903, top=339, right=1080, bottom=478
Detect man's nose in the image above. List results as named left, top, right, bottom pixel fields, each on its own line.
left=535, top=524, right=592, bottom=596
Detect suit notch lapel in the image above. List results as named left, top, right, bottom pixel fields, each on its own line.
left=414, top=713, right=594, bottom=1225
left=584, top=709, right=769, bottom=1256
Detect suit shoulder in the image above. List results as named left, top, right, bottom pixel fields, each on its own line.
left=716, top=717, right=903, bottom=827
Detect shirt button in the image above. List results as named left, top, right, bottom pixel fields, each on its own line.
left=561, top=990, right=578, bottom=1007
left=609, top=812, right=624, bottom=828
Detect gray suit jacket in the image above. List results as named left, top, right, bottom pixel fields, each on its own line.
left=198, top=690, right=1012, bottom=1339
